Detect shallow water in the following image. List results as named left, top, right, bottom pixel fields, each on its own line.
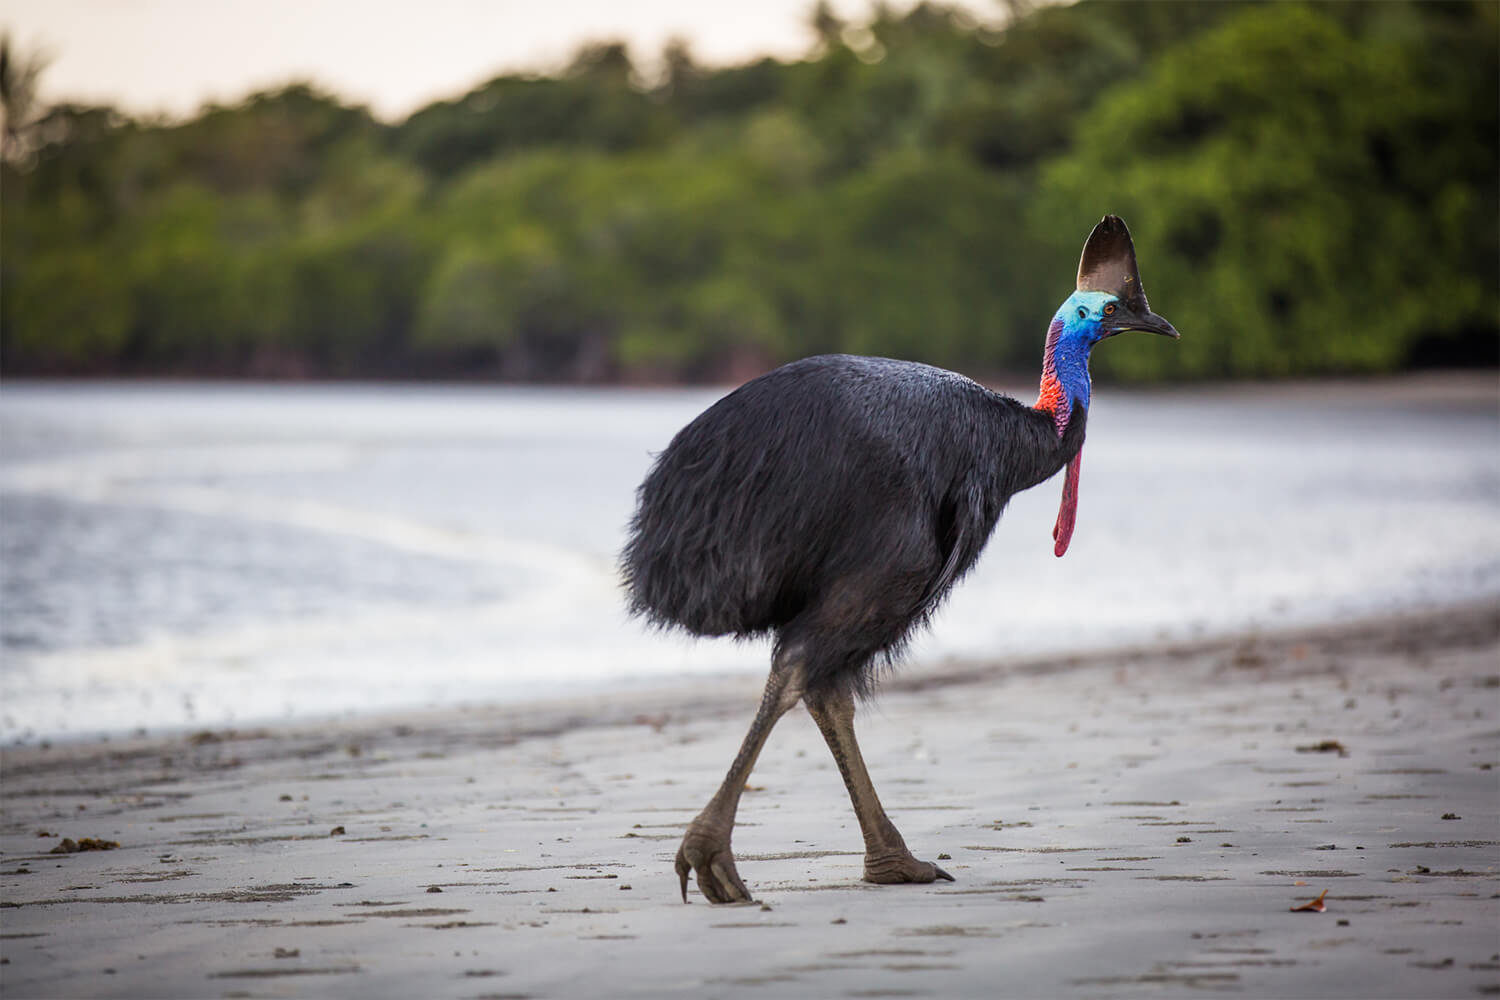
left=2, top=376, right=1497, bottom=741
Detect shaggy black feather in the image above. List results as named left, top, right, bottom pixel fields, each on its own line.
left=621, top=354, right=1086, bottom=697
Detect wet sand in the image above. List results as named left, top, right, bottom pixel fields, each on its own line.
left=3, top=602, right=1498, bottom=999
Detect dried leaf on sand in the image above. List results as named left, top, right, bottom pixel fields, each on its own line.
left=1290, top=889, right=1329, bottom=913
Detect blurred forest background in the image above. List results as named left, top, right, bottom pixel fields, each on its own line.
left=1, top=0, right=1495, bottom=384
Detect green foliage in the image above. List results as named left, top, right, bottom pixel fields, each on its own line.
left=1039, top=2, right=1499, bottom=379
left=394, top=44, right=671, bottom=181
left=8, top=247, right=133, bottom=367
left=2, top=2, right=1494, bottom=381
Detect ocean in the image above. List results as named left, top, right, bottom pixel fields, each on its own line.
left=2, top=375, right=1496, bottom=742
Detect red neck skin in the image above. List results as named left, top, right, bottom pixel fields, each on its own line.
left=1051, top=451, right=1081, bottom=557
left=1035, top=318, right=1084, bottom=558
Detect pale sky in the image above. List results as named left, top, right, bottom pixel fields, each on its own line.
left=0, top=0, right=981, bottom=122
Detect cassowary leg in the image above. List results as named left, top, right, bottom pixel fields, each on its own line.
left=675, top=653, right=804, bottom=904
left=805, top=687, right=954, bottom=886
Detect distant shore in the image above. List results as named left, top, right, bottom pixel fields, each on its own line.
left=3, top=599, right=1497, bottom=998
left=3, top=366, right=1497, bottom=396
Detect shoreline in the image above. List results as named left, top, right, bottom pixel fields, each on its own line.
left=9, top=596, right=1497, bottom=760
left=2, top=599, right=1498, bottom=998
left=3, top=369, right=1495, bottom=408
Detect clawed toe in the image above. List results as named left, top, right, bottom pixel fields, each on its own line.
left=674, top=847, right=693, bottom=902
left=676, top=829, right=753, bottom=904
left=864, top=852, right=956, bottom=886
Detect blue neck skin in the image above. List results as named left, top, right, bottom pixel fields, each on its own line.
left=1039, top=290, right=1115, bottom=426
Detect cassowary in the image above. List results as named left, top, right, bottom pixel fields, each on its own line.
left=622, top=215, right=1178, bottom=903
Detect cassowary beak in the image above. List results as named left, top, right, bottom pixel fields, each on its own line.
left=1102, top=304, right=1180, bottom=340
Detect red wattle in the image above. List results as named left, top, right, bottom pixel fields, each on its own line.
left=1052, top=450, right=1081, bottom=557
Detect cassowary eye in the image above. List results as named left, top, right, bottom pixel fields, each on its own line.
left=1077, top=307, right=1087, bottom=319
left=1104, top=303, right=1116, bottom=315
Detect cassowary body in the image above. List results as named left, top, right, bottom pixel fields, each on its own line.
left=625, top=356, right=1085, bottom=695
left=622, top=216, right=1178, bottom=903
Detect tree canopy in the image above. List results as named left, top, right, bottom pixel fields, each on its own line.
left=2, top=2, right=1495, bottom=382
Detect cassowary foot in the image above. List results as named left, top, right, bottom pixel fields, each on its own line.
left=863, top=851, right=955, bottom=885
left=675, top=825, right=753, bottom=904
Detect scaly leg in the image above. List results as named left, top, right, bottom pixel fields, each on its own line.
left=805, top=687, right=954, bottom=885
left=675, top=652, right=804, bottom=903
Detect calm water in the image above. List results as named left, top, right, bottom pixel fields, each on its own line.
left=2, top=377, right=1497, bottom=742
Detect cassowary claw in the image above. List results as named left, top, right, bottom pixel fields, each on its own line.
left=675, top=828, right=753, bottom=904
left=863, top=852, right=955, bottom=885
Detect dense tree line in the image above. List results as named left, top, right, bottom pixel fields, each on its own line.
left=2, top=1, right=1495, bottom=383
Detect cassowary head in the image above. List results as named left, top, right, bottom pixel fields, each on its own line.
left=1041, top=216, right=1180, bottom=417
left=1064, top=215, right=1180, bottom=346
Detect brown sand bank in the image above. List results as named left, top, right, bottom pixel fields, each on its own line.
left=3, top=603, right=1498, bottom=999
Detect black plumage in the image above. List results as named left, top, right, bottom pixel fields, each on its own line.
left=623, top=354, right=1085, bottom=697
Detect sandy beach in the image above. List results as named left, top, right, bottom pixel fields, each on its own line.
left=3, top=601, right=1498, bottom=999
